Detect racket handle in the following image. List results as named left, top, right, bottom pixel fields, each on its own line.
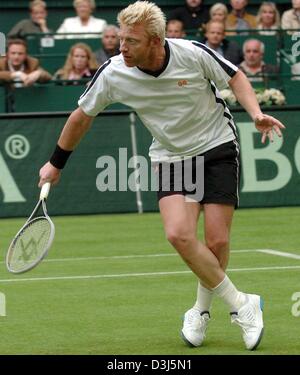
left=40, top=182, right=51, bottom=200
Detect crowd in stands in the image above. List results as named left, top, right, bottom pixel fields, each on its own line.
left=52, top=42, right=98, bottom=82
left=1, top=0, right=300, bottom=93
left=0, top=38, right=51, bottom=87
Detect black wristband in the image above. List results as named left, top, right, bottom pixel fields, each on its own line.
left=50, top=144, right=73, bottom=169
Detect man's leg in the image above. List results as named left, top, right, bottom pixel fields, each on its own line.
left=159, top=195, right=264, bottom=350
left=193, top=203, right=234, bottom=313
left=159, top=195, right=225, bottom=287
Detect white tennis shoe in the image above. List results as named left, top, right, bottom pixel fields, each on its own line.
left=231, top=294, right=264, bottom=350
left=181, top=308, right=210, bottom=347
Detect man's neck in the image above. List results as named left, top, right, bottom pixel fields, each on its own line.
left=138, top=45, right=166, bottom=72
left=246, top=62, right=263, bottom=73
left=8, top=61, right=24, bottom=72
left=207, top=41, right=221, bottom=50
left=233, top=9, right=245, bottom=18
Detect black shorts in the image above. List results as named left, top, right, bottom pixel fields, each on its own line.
left=156, top=140, right=240, bottom=207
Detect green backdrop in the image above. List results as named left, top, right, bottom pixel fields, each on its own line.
left=0, top=107, right=300, bottom=218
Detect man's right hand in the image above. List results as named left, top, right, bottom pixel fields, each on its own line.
left=39, top=162, right=61, bottom=188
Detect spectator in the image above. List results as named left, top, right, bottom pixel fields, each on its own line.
left=53, top=43, right=98, bottom=84
left=95, top=25, right=120, bottom=65
left=281, top=0, right=300, bottom=34
left=209, top=3, right=228, bottom=24
left=8, top=0, right=51, bottom=39
left=56, top=0, right=107, bottom=39
left=168, top=0, right=210, bottom=32
left=203, top=21, right=243, bottom=65
left=239, top=39, right=278, bottom=83
left=256, top=2, right=280, bottom=35
left=166, top=20, right=186, bottom=38
left=0, top=39, right=51, bottom=87
left=226, top=0, right=257, bottom=35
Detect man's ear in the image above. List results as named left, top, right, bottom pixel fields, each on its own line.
left=151, top=37, right=162, bottom=47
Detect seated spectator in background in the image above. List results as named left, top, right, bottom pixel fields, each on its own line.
left=281, top=0, right=300, bottom=34
left=166, top=20, right=186, bottom=38
left=168, top=0, right=209, bottom=32
left=239, top=39, right=278, bottom=83
left=209, top=3, right=228, bottom=24
left=94, top=25, right=120, bottom=65
left=256, top=2, right=280, bottom=35
left=8, top=0, right=51, bottom=39
left=226, top=0, right=257, bottom=35
left=53, top=43, right=98, bottom=84
left=203, top=21, right=243, bottom=65
left=56, top=0, right=107, bottom=39
left=0, top=39, right=51, bottom=87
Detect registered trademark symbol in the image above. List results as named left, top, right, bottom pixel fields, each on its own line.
left=5, top=134, right=30, bottom=159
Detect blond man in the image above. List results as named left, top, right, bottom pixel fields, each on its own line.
left=38, top=1, right=285, bottom=351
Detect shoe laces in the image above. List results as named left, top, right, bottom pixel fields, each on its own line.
left=232, top=306, right=256, bottom=334
left=185, top=310, right=209, bottom=330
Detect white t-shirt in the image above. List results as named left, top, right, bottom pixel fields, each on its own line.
left=56, top=16, right=107, bottom=39
left=78, top=38, right=238, bottom=162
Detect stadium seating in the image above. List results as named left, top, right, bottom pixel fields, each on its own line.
left=0, top=1, right=297, bottom=112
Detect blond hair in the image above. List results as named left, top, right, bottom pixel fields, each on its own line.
left=117, top=1, right=166, bottom=46
left=209, top=3, right=228, bottom=19
left=73, top=0, right=96, bottom=10
left=57, top=43, right=98, bottom=79
left=256, top=2, right=280, bottom=28
left=29, top=0, right=47, bottom=10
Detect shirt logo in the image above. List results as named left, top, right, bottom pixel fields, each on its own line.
left=178, top=79, right=188, bottom=87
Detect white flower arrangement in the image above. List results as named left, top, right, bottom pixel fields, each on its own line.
left=219, top=88, right=286, bottom=106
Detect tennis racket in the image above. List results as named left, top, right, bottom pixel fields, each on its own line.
left=6, top=182, right=55, bottom=274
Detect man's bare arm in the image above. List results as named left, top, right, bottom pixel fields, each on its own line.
left=39, top=107, right=94, bottom=186
left=229, top=70, right=285, bottom=143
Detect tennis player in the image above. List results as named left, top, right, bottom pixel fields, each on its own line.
left=39, top=1, right=285, bottom=350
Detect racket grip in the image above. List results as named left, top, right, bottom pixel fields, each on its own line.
left=40, top=182, right=51, bottom=200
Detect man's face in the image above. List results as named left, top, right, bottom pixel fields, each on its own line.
left=292, top=0, right=300, bottom=10
left=166, top=22, right=185, bottom=38
left=244, top=41, right=263, bottom=67
left=31, top=6, right=47, bottom=23
left=119, top=23, right=154, bottom=67
left=205, top=23, right=225, bottom=46
left=102, top=29, right=119, bottom=50
left=7, top=44, right=27, bottom=68
left=186, top=0, right=202, bottom=8
left=230, top=0, right=247, bottom=11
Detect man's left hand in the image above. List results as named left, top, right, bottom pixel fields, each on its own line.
left=254, top=113, right=286, bottom=143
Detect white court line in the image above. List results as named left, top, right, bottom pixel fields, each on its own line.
left=0, top=265, right=300, bottom=283
left=0, top=249, right=266, bottom=264
left=257, top=249, right=300, bottom=260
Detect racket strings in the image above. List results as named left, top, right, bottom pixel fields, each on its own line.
left=8, top=218, right=52, bottom=273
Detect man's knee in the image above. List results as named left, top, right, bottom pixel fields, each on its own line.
left=206, top=236, right=229, bottom=254
left=166, top=226, right=195, bottom=249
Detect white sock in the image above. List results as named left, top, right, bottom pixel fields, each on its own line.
left=193, top=282, right=213, bottom=314
left=213, top=275, right=247, bottom=312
